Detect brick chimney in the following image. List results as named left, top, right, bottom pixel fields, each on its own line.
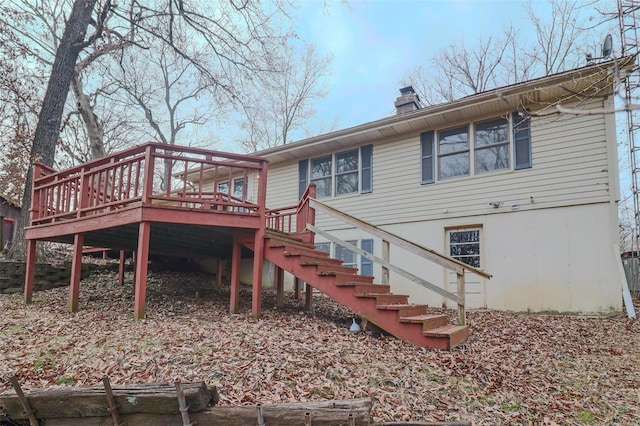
left=394, top=86, right=421, bottom=115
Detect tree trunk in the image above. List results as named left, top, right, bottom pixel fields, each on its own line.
left=8, top=0, right=98, bottom=260
left=71, top=73, right=106, bottom=160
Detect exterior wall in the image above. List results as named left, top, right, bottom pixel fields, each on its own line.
left=314, top=203, right=621, bottom=313
left=259, top=98, right=624, bottom=313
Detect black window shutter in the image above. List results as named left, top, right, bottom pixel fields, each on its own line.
left=298, top=159, right=308, bottom=199
left=420, top=131, right=435, bottom=183
left=361, top=144, right=373, bottom=193
left=513, top=112, right=532, bottom=169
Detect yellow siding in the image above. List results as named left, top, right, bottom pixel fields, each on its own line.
left=262, top=99, right=612, bottom=232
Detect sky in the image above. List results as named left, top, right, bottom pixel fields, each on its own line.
left=289, top=0, right=608, bottom=140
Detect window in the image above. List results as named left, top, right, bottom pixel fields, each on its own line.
left=449, top=230, right=480, bottom=268
left=335, top=240, right=358, bottom=268
left=317, top=239, right=374, bottom=275
left=438, top=126, right=469, bottom=179
left=233, top=178, right=244, bottom=200
left=298, top=159, right=309, bottom=199
left=360, top=239, right=374, bottom=276
left=218, top=178, right=244, bottom=199
left=315, top=242, right=331, bottom=254
left=299, top=145, right=373, bottom=198
left=475, top=118, right=509, bottom=173
left=336, top=150, right=359, bottom=195
left=311, top=156, right=332, bottom=198
left=421, top=111, right=532, bottom=183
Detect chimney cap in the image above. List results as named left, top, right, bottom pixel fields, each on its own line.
left=399, top=86, right=416, bottom=96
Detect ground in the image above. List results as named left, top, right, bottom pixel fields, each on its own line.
left=1, top=270, right=639, bottom=425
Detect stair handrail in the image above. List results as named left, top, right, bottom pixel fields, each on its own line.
left=265, top=184, right=317, bottom=234
left=305, top=197, right=492, bottom=325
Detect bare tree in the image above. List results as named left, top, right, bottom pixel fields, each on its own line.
left=3, top=0, right=299, bottom=257
left=0, top=5, right=43, bottom=205
left=527, top=0, right=588, bottom=76
left=402, top=31, right=514, bottom=105
left=8, top=0, right=102, bottom=259
left=402, top=0, right=596, bottom=105
left=237, top=43, right=332, bottom=152
left=108, top=42, right=222, bottom=188
left=6, top=0, right=137, bottom=162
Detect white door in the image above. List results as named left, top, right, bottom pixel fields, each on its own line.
left=446, top=228, right=486, bottom=309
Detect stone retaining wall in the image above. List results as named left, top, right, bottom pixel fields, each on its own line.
left=0, top=261, right=119, bottom=294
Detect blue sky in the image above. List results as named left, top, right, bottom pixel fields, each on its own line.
left=291, top=0, right=605, bottom=139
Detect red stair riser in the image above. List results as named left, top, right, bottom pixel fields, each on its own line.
left=330, top=273, right=374, bottom=284
left=297, top=256, right=344, bottom=266
left=314, top=264, right=359, bottom=274
left=353, top=284, right=391, bottom=294
left=282, top=247, right=331, bottom=258
left=397, top=305, right=429, bottom=317
left=375, top=295, right=409, bottom=305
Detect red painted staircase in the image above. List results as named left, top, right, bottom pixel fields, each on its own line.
left=245, top=230, right=469, bottom=350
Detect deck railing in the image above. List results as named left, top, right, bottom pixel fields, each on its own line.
left=265, top=184, right=316, bottom=234
left=30, top=143, right=269, bottom=226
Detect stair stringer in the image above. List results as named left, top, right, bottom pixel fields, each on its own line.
left=261, top=242, right=464, bottom=350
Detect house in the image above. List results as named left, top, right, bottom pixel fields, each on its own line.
left=0, top=195, right=20, bottom=250
left=246, top=57, right=633, bottom=314
left=20, top=58, right=633, bottom=350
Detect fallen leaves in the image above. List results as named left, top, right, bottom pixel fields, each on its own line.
left=1, top=270, right=639, bottom=425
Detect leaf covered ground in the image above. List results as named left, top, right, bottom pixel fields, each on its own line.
left=1, top=270, right=639, bottom=425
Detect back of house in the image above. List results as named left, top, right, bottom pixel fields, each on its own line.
left=243, top=59, right=630, bottom=314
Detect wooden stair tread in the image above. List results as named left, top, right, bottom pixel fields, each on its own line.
left=354, top=291, right=393, bottom=297
left=399, top=314, right=448, bottom=323
left=423, top=325, right=468, bottom=337
left=376, top=303, right=427, bottom=310
left=335, top=281, right=384, bottom=287
left=282, top=248, right=331, bottom=258
left=299, top=257, right=344, bottom=265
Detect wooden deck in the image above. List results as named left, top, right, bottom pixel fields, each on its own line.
left=24, top=143, right=270, bottom=319
left=22, top=143, right=481, bottom=349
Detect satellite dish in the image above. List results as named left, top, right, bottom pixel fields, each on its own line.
left=602, top=34, right=613, bottom=58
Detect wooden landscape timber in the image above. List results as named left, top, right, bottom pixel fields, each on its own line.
left=0, top=381, right=214, bottom=423
left=0, top=379, right=379, bottom=426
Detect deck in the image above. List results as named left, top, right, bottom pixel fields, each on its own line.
left=22, top=143, right=483, bottom=350
left=24, top=143, right=272, bottom=319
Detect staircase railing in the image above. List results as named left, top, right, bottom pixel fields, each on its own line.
left=304, top=196, right=492, bottom=326
left=265, top=185, right=316, bottom=235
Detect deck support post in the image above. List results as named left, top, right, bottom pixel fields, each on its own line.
left=251, top=228, right=265, bottom=318
left=305, top=283, right=313, bottom=311
left=457, top=272, right=466, bottom=326
left=24, top=239, right=37, bottom=304
left=134, top=222, right=151, bottom=320
left=216, top=259, right=223, bottom=287
left=293, top=278, right=300, bottom=300
left=118, top=250, right=126, bottom=285
left=250, top=158, right=269, bottom=318
left=230, top=235, right=241, bottom=314
left=132, top=251, right=137, bottom=285
left=275, top=266, right=284, bottom=308
left=68, top=233, right=85, bottom=312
